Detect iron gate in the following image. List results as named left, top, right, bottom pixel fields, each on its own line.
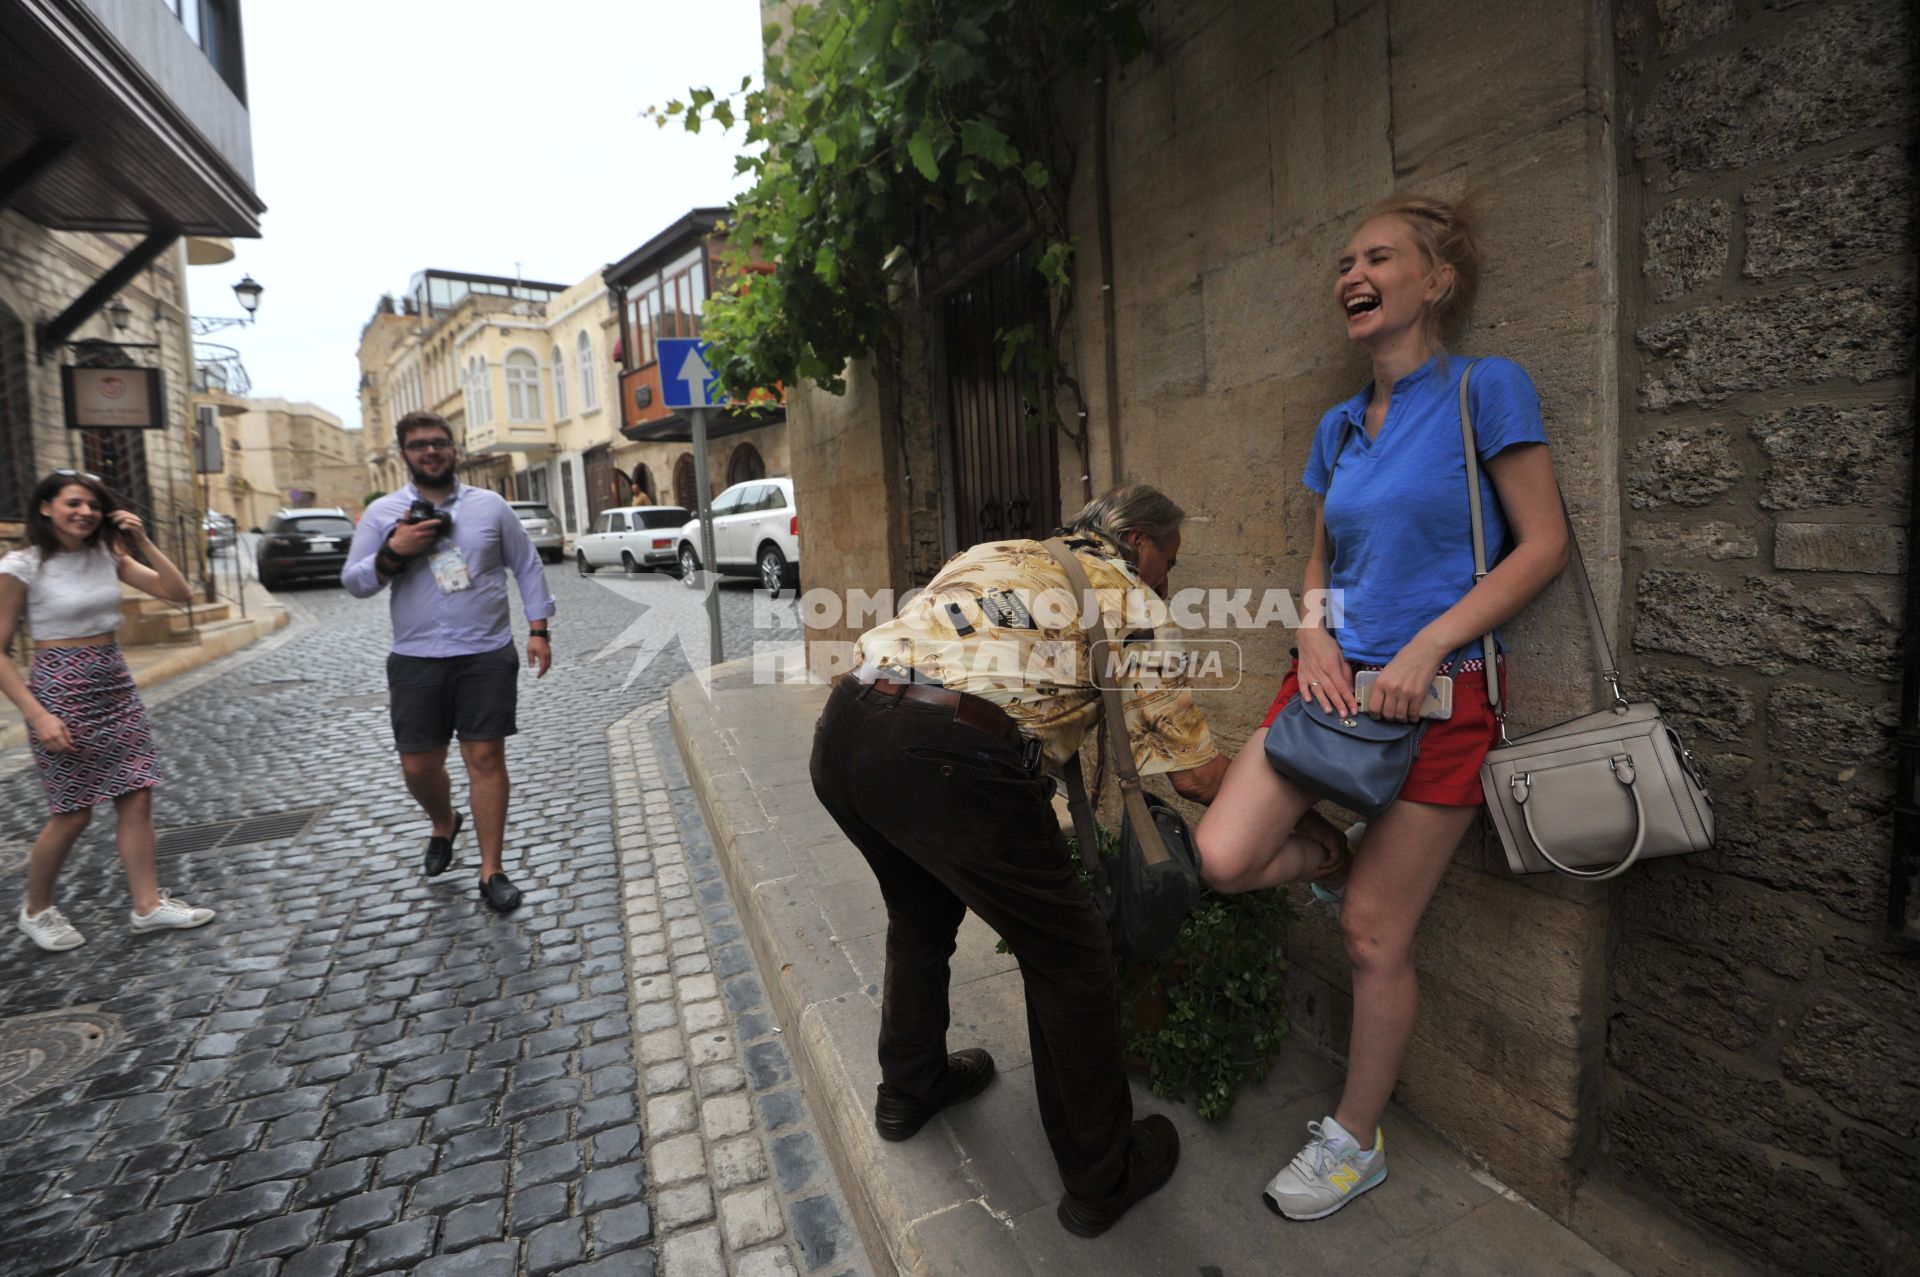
left=942, top=250, right=1058, bottom=551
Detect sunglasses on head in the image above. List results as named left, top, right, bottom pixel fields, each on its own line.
left=53, top=469, right=102, bottom=482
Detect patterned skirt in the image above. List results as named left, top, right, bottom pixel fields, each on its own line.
left=28, top=643, right=162, bottom=813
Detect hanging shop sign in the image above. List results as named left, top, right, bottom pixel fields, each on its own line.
left=62, top=366, right=166, bottom=429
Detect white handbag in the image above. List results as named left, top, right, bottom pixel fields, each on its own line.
left=1456, top=364, right=1716, bottom=880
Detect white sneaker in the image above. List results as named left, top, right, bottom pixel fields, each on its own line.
left=18, top=903, right=85, bottom=952
left=129, top=891, right=215, bottom=933
left=1308, top=821, right=1365, bottom=920
left=1263, top=1118, right=1387, bottom=1220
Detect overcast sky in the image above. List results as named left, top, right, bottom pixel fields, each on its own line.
left=189, top=1, right=765, bottom=431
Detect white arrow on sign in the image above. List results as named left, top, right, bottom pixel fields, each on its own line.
left=674, top=344, right=718, bottom=405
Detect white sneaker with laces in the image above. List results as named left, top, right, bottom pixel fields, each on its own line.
left=129, top=891, right=214, bottom=933
left=1263, top=1118, right=1387, bottom=1220
left=18, top=903, right=85, bottom=951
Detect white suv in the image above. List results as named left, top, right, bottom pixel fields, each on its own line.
left=677, top=477, right=800, bottom=593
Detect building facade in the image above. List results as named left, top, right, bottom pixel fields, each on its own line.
left=195, top=395, right=363, bottom=530
left=767, top=0, right=1916, bottom=1271
left=0, top=0, right=264, bottom=575
left=604, top=208, right=789, bottom=519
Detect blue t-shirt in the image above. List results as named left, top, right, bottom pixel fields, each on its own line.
left=1303, top=355, right=1549, bottom=667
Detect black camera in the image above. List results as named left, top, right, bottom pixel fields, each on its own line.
left=404, top=499, right=451, bottom=536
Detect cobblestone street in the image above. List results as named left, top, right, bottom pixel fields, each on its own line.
left=0, top=563, right=865, bottom=1277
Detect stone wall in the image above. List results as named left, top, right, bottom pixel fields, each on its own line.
left=1608, top=0, right=1916, bottom=1270
left=0, top=215, right=200, bottom=565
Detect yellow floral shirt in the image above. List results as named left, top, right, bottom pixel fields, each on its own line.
left=853, top=533, right=1218, bottom=776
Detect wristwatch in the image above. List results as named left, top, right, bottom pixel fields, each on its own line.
left=529, top=625, right=551, bottom=638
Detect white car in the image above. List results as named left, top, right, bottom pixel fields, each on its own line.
left=508, top=501, right=564, bottom=563
left=574, top=505, right=692, bottom=575
left=676, top=477, right=800, bottom=593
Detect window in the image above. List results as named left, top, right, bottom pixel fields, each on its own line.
left=577, top=331, right=597, bottom=410
left=560, top=459, right=579, bottom=533
left=638, top=508, right=690, bottom=530
left=0, top=302, right=26, bottom=520
left=505, top=350, right=541, bottom=422
left=608, top=512, right=629, bottom=532
left=551, top=345, right=568, bottom=419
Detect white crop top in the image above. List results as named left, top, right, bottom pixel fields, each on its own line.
left=0, top=544, right=126, bottom=640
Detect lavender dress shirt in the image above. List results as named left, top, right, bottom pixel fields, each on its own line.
left=343, top=484, right=557, bottom=658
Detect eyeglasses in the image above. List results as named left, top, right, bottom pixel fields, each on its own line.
left=53, top=469, right=102, bottom=481
left=402, top=439, right=455, bottom=454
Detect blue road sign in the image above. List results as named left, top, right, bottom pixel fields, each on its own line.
left=657, top=338, right=728, bottom=410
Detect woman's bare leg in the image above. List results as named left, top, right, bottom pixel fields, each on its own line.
left=1330, top=799, right=1479, bottom=1139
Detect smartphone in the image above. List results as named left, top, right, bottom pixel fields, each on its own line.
left=1354, top=671, right=1455, bottom=720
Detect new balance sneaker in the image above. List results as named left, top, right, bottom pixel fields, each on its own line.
left=129, top=891, right=215, bottom=933
left=18, top=903, right=85, bottom=952
left=1262, top=1118, right=1386, bottom=1220
left=1308, top=820, right=1365, bottom=920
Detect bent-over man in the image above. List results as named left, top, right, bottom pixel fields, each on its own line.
left=811, top=483, right=1231, bottom=1237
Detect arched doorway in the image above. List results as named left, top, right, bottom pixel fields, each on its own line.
left=631, top=462, right=654, bottom=504
left=726, top=442, right=765, bottom=487
left=673, top=453, right=697, bottom=509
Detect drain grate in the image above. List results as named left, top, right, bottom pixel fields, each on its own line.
left=0, top=1007, right=123, bottom=1116
left=154, top=806, right=326, bottom=858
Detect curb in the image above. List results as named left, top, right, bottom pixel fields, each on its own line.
left=669, top=667, right=1021, bottom=1277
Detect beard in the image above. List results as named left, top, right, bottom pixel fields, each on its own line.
left=405, top=454, right=456, bottom=490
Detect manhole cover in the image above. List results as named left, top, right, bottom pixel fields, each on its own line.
left=0, top=1007, right=123, bottom=1116
left=154, top=806, right=327, bottom=858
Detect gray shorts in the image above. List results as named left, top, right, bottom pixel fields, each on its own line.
left=386, top=641, right=519, bottom=753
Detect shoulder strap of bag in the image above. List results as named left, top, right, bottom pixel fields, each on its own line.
left=1457, top=363, right=1628, bottom=732
left=1042, top=537, right=1172, bottom=874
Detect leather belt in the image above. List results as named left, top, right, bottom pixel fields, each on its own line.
left=849, top=665, right=1023, bottom=746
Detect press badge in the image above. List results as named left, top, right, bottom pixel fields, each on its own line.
left=429, top=544, right=472, bottom=593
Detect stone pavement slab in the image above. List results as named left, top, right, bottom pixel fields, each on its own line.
left=669, top=661, right=1641, bottom=1277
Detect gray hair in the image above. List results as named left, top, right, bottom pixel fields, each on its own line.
left=1059, top=483, right=1185, bottom=564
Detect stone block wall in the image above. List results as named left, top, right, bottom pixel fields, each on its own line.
left=0, top=214, right=200, bottom=565
left=1610, top=1, right=1916, bottom=1270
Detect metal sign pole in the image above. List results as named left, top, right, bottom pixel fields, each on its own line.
left=689, top=406, right=724, bottom=667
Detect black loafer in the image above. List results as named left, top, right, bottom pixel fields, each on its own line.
left=873, top=1048, right=996, bottom=1142
left=1057, top=1114, right=1181, bottom=1238
left=424, top=812, right=464, bottom=877
left=479, top=872, right=522, bottom=913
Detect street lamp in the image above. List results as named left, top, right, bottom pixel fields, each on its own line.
left=191, top=274, right=266, bottom=335
left=106, top=296, right=132, bottom=332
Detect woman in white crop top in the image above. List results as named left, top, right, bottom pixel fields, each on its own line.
left=0, top=471, right=217, bottom=951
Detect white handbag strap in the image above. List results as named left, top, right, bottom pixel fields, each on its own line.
left=1457, top=363, right=1628, bottom=733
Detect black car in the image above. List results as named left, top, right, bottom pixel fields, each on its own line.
left=257, top=509, right=356, bottom=589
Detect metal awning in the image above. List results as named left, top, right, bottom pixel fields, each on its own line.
left=0, top=2, right=264, bottom=237
left=619, top=408, right=785, bottom=445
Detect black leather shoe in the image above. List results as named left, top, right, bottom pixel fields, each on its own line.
left=424, top=812, right=464, bottom=877
left=478, top=872, right=522, bottom=913
left=873, top=1048, right=996, bottom=1142
left=1056, top=1114, right=1182, bottom=1238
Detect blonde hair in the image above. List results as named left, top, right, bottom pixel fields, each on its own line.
left=1362, top=194, right=1481, bottom=338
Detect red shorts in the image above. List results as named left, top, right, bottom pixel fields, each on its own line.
left=1257, top=660, right=1501, bottom=807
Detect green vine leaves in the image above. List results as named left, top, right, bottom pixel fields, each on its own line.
left=650, top=0, right=1147, bottom=402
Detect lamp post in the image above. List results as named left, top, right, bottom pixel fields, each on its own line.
left=190, top=274, right=265, bottom=335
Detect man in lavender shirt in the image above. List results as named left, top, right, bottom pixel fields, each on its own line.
left=343, top=411, right=556, bottom=913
